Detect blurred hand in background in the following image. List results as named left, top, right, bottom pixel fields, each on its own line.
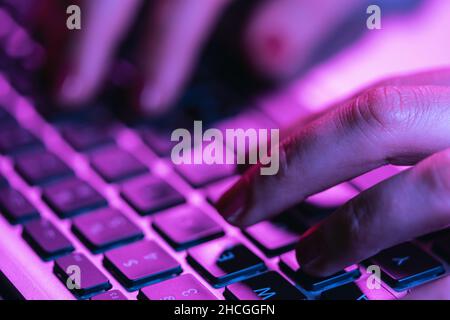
left=35, top=0, right=362, bottom=116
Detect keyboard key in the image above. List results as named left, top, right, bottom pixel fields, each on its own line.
left=433, top=230, right=450, bottom=262
left=243, top=219, right=303, bottom=257
left=224, top=271, right=306, bottom=300
left=140, top=129, right=175, bottom=156
left=187, top=238, right=266, bottom=287
left=418, top=228, right=450, bottom=243
left=121, top=175, right=185, bottom=215
left=295, top=183, right=358, bottom=228
left=15, top=150, right=72, bottom=185
left=90, top=147, right=148, bottom=183
left=22, top=219, right=74, bottom=260
left=279, top=251, right=360, bottom=291
left=321, top=282, right=368, bottom=300
left=72, top=208, right=143, bottom=253
left=175, top=162, right=235, bottom=188
left=153, top=206, right=224, bottom=250
left=61, top=124, right=113, bottom=151
left=0, top=188, right=39, bottom=224
left=368, top=242, right=444, bottom=290
left=103, top=240, right=182, bottom=290
left=138, top=274, right=217, bottom=300
left=91, top=290, right=127, bottom=300
left=0, top=123, right=40, bottom=154
left=351, top=165, right=403, bottom=191
left=54, top=253, right=112, bottom=298
left=42, top=178, right=107, bottom=218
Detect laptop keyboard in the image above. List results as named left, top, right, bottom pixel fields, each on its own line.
left=1, top=2, right=450, bottom=301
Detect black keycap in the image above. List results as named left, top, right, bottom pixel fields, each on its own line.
left=90, top=147, right=148, bottom=183
left=351, top=165, right=401, bottom=191
left=418, top=228, right=450, bottom=243
left=91, top=290, right=127, bottom=300
left=140, top=129, right=175, bottom=156
left=224, top=271, right=306, bottom=300
left=0, top=187, right=39, bottom=224
left=279, top=251, right=360, bottom=291
left=293, top=183, right=357, bottom=228
left=187, top=238, right=266, bottom=288
left=72, top=208, right=143, bottom=253
left=243, top=220, right=303, bottom=257
left=321, top=282, right=368, bottom=300
left=42, top=178, right=107, bottom=218
left=432, top=230, right=450, bottom=262
left=54, top=253, right=112, bottom=298
left=61, top=124, right=113, bottom=151
left=175, top=162, right=235, bottom=188
left=15, top=150, right=72, bottom=185
left=103, top=240, right=182, bottom=290
left=138, top=274, right=217, bottom=300
left=121, top=175, right=185, bottom=215
left=368, top=242, right=444, bottom=290
left=22, top=219, right=74, bottom=260
left=0, top=123, right=40, bottom=154
left=153, top=206, right=224, bottom=250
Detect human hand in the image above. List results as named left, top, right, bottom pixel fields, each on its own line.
left=216, top=68, right=450, bottom=299
left=52, top=0, right=361, bottom=115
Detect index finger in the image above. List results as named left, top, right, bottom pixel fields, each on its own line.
left=58, top=0, right=142, bottom=106
left=216, top=70, right=450, bottom=226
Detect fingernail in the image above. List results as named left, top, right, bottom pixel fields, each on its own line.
left=295, top=228, right=321, bottom=271
left=140, top=83, right=165, bottom=115
left=215, top=179, right=250, bottom=225
left=58, top=73, right=85, bottom=106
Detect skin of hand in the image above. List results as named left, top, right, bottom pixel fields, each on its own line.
left=51, top=0, right=361, bottom=115
left=216, top=68, right=450, bottom=299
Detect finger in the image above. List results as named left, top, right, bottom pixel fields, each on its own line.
left=139, top=0, right=230, bottom=115
left=58, top=0, right=142, bottom=106
left=216, top=82, right=450, bottom=226
left=378, top=68, right=450, bottom=87
left=284, top=67, right=450, bottom=135
left=403, top=276, right=450, bottom=300
left=241, top=67, right=450, bottom=171
left=242, top=0, right=361, bottom=81
left=295, top=148, right=450, bottom=277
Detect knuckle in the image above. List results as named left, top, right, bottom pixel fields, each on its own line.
left=352, top=86, right=423, bottom=133
left=276, top=133, right=301, bottom=181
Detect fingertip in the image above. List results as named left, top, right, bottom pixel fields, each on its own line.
left=139, top=82, right=174, bottom=117
left=295, top=227, right=331, bottom=277
left=54, top=61, right=100, bottom=108
left=215, top=177, right=251, bottom=226
left=56, top=72, right=90, bottom=108
left=243, top=0, right=307, bottom=81
left=295, top=232, right=316, bottom=269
